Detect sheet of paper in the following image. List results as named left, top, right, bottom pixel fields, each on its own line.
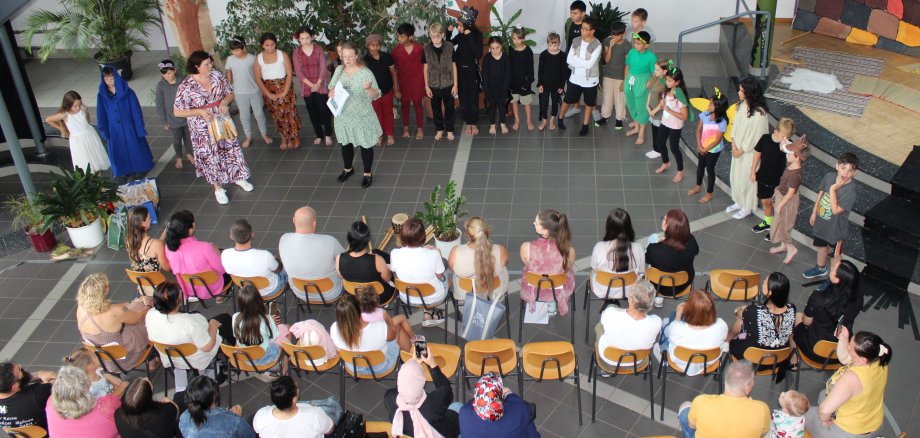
left=327, top=81, right=350, bottom=117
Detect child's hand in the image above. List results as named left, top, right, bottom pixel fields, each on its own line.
left=809, top=210, right=817, bottom=226
left=750, top=173, right=756, bottom=182
left=451, top=85, right=458, bottom=97
left=538, top=85, right=543, bottom=93
left=164, top=124, right=171, bottom=131
left=425, top=86, right=433, bottom=98
left=619, top=82, right=624, bottom=92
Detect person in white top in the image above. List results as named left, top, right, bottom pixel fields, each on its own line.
left=254, top=32, right=301, bottom=150
left=557, top=16, right=603, bottom=137
left=222, top=218, right=286, bottom=297
left=390, top=218, right=448, bottom=325
left=252, top=376, right=337, bottom=438
left=596, top=280, right=661, bottom=366
left=225, top=36, right=271, bottom=147
left=330, top=294, right=400, bottom=375
left=590, top=208, right=646, bottom=299
left=657, top=289, right=728, bottom=376
left=44, top=91, right=111, bottom=173
left=278, top=206, right=345, bottom=301
left=448, top=217, right=510, bottom=302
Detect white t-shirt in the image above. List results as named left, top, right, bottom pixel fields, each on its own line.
left=590, top=240, right=646, bottom=298
left=224, top=53, right=259, bottom=95
left=330, top=320, right=388, bottom=352
left=279, top=233, right=345, bottom=300
left=252, top=403, right=334, bottom=438
left=567, top=39, right=602, bottom=88
left=665, top=318, right=728, bottom=376
left=145, top=311, right=220, bottom=370
left=390, top=247, right=448, bottom=305
left=598, top=308, right=661, bottom=366
left=221, top=247, right=280, bottom=296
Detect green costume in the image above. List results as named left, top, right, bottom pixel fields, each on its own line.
left=328, top=66, right=383, bottom=148
left=624, top=48, right=658, bottom=124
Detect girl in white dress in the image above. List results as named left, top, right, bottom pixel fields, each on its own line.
left=45, top=91, right=111, bottom=173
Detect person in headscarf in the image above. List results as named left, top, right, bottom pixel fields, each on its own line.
left=384, top=348, right=459, bottom=438
left=458, top=373, right=539, bottom=438
left=96, top=66, right=154, bottom=180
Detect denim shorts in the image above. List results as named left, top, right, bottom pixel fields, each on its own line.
left=344, top=340, right=399, bottom=376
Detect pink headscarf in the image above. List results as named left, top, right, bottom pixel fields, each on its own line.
left=391, top=361, right=443, bottom=438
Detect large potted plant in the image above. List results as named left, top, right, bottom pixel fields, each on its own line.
left=416, top=180, right=468, bottom=259
left=589, top=2, right=629, bottom=39
left=4, top=195, right=57, bottom=252
left=35, top=168, right=120, bottom=249
left=23, top=0, right=161, bottom=80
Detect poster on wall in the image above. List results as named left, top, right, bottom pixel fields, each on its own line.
left=162, top=0, right=219, bottom=59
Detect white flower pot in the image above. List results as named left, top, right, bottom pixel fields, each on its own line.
left=434, top=230, right=461, bottom=259
left=67, top=218, right=104, bottom=248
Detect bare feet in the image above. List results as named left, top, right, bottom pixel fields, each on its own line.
left=500, top=124, right=509, bottom=134
left=538, top=119, right=547, bottom=131
left=489, top=125, right=497, bottom=135
left=447, top=132, right=455, bottom=140
left=386, top=135, right=395, bottom=145
left=699, top=193, right=713, bottom=203
left=434, top=131, right=443, bottom=140
left=782, top=246, right=798, bottom=264
left=402, top=128, right=410, bottom=138
left=313, top=137, right=322, bottom=145
left=512, top=120, right=520, bottom=131
left=279, top=139, right=288, bottom=150
left=635, top=137, right=645, bottom=145
left=625, top=128, right=639, bottom=137
left=471, top=126, right=479, bottom=135
left=262, top=135, right=273, bottom=144
left=242, top=137, right=252, bottom=148
left=688, top=185, right=702, bottom=196
left=186, top=154, right=194, bottom=164
left=672, top=171, right=684, bottom=183
left=415, top=128, right=424, bottom=140
left=527, top=121, right=535, bottom=131
left=549, top=120, right=557, bottom=131
left=174, top=158, right=183, bottom=169
left=769, top=245, right=786, bottom=254
left=655, top=163, right=671, bottom=174
left=324, top=136, right=333, bottom=146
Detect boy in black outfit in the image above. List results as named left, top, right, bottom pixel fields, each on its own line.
left=537, top=33, right=568, bottom=131
left=751, top=117, right=795, bottom=233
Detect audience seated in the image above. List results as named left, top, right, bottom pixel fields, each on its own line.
left=590, top=208, right=645, bottom=299
left=384, top=349, right=461, bottom=438
left=63, top=345, right=127, bottom=398
left=221, top=218, right=287, bottom=297
left=678, top=360, right=771, bottom=438
left=336, top=220, right=396, bottom=304
left=179, top=375, right=256, bottom=437
left=448, top=216, right=510, bottom=302
left=45, top=366, right=122, bottom=438
left=279, top=206, right=345, bottom=302
left=357, top=287, right=415, bottom=352
left=164, top=210, right=230, bottom=302
left=520, top=209, right=576, bottom=315
left=76, top=273, right=152, bottom=371
left=645, top=208, right=699, bottom=296
left=728, top=272, right=796, bottom=363
left=330, top=294, right=400, bottom=375
left=288, top=320, right=339, bottom=365
left=0, top=362, right=56, bottom=430
left=793, top=260, right=864, bottom=364
left=114, top=377, right=181, bottom=438
left=252, top=376, right=338, bottom=438
left=459, top=373, right=539, bottom=438
left=595, top=280, right=661, bottom=366
left=390, top=218, right=449, bottom=325
left=232, top=284, right=291, bottom=376
left=656, top=289, right=728, bottom=376
left=126, top=205, right=171, bottom=295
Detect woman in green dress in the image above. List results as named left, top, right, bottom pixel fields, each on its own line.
left=330, top=42, right=383, bottom=188
left=624, top=31, right=658, bottom=145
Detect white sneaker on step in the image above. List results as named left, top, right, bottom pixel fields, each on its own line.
left=725, top=203, right=741, bottom=214
left=214, top=189, right=229, bottom=205
left=234, top=179, right=254, bottom=191
left=645, top=150, right=661, bottom=159
left=732, top=209, right=752, bottom=219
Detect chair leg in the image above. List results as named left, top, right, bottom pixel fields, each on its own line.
left=660, top=368, right=667, bottom=421
left=518, top=299, right=524, bottom=343
left=443, top=300, right=449, bottom=344
left=585, top=294, right=591, bottom=344
left=504, top=295, right=512, bottom=340
left=591, top=358, right=597, bottom=422
left=582, top=281, right=589, bottom=310
left=460, top=363, right=466, bottom=402
left=575, top=362, right=583, bottom=425
left=648, top=368, right=655, bottom=419
left=340, top=363, right=346, bottom=407
left=163, top=367, right=170, bottom=398
left=570, top=294, right=576, bottom=345
left=517, top=363, right=524, bottom=397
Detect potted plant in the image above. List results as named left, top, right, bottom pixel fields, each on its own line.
left=23, top=0, right=161, bottom=80
left=35, top=168, right=120, bottom=249
left=416, top=180, right=468, bottom=259
left=589, top=1, right=629, bottom=40
left=4, top=195, right=57, bottom=252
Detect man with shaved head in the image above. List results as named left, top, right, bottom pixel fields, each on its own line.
left=279, top=206, right=345, bottom=301
left=679, top=360, right=771, bottom=438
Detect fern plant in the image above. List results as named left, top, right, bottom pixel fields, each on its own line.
left=35, top=168, right=120, bottom=229
left=489, top=5, right=536, bottom=50
left=4, top=195, right=51, bottom=235
left=589, top=1, right=629, bottom=39
left=416, top=180, right=468, bottom=241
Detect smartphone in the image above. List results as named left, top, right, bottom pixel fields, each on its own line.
left=414, top=336, right=427, bottom=359
left=834, top=315, right=845, bottom=338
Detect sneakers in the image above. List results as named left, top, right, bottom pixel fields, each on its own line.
left=653, top=296, right=664, bottom=308
left=214, top=188, right=229, bottom=205
left=361, top=175, right=373, bottom=188
left=615, top=119, right=624, bottom=130
left=732, top=209, right=752, bottom=219
left=725, top=203, right=741, bottom=214
left=337, top=169, right=355, bottom=182
left=815, top=279, right=831, bottom=291
left=803, top=265, right=829, bottom=279
left=594, top=117, right=608, bottom=127
left=234, top=179, right=254, bottom=191
left=645, top=150, right=661, bottom=159
left=752, top=222, right=771, bottom=233
left=764, top=234, right=772, bottom=242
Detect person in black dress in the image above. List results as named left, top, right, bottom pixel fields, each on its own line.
left=792, top=260, right=863, bottom=363
left=335, top=221, right=396, bottom=304
left=114, top=377, right=182, bottom=438
left=537, top=33, right=568, bottom=131
left=450, top=7, right=483, bottom=136
left=645, top=209, right=699, bottom=296
left=481, top=36, right=511, bottom=135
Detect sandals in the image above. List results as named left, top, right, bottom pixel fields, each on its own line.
left=422, top=309, right=445, bottom=327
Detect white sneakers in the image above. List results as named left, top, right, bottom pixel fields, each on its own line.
left=235, top=179, right=254, bottom=191
left=732, top=209, right=752, bottom=219
left=214, top=189, right=229, bottom=205
left=725, top=203, right=741, bottom=214
left=646, top=150, right=662, bottom=159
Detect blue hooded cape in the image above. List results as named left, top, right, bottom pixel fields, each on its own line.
left=96, top=67, right=154, bottom=177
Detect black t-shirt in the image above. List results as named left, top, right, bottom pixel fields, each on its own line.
left=422, top=44, right=445, bottom=63
left=567, top=20, right=583, bottom=51
left=754, top=133, right=786, bottom=184
left=645, top=235, right=700, bottom=290
left=363, top=51, right=395, bottom=95
left=0, top=382, right=53, bottom=431
left=114, top=401, right=180, bottom=438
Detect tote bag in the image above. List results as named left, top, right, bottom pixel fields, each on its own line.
left=460, top=279, right=506, bottom=341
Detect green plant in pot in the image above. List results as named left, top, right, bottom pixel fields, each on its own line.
left=589, top=2, right=629, bottom=40
left=23, top=0, right=161, bottom=80
left=416, top=180, right=468, bottom=258
left=489, top=6, right=537, bottom=50
left=4, top=195, right=57, bottom=252
left=35, top=168, right=120, bottom=249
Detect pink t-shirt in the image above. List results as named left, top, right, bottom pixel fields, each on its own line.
left=660, top=92, right=686, bottom=130
left=165, top=236, right=226, bottom=299
left=361, top=308, right=385, bottom=323
left=46, top=393, right=121, bottom=438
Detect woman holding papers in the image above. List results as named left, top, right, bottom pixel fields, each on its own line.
left=329, top=42, right=383, bottom=189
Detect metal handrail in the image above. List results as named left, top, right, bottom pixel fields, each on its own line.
left=675, top=0, right=772, bottom=80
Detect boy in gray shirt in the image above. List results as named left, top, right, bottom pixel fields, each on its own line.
left=596, top=21, right=630, bottom=129
left=804, top=153, right=859, bottom=280
left=154, top=60, right=193, bottom=169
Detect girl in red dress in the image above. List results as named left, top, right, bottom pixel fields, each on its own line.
left=392, top=23, right=426, bottom=140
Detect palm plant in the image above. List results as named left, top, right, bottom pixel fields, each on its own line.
left=35, top=168, right=120, bottom=229
left=589, top=2, right=629, bottom=39
left=489, top=5, right=536, bottom=50
left=416, top=180, right=468, bottom=241
left=4, top=195, right=52, bottom=235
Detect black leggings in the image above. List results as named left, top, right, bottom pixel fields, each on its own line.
left=695, top=151, right=721, bottom=193
left=304, top=93, right=334, bottom=138
left=655, top=125, right=683, bottom=171
left=210, top=313, right=236, bottom=346
left=486, top=99, right=507, bottom=124
left=342, top=144, right=374, bottom=174
left=538, top=89, right=562, bottom=120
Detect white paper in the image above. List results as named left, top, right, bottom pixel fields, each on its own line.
left=327, top=81, right=350, bottom=117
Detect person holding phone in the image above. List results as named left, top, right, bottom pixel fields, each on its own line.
left=792, top=261, right=863, bottom=365
left=384, top=346, right=461, bottom=438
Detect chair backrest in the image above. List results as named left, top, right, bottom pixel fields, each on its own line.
left=743, top=346, right=793, bottom=371
left=803, top=340, right=842, bottom=370
left=178, top=271, right=221, bottom=298
left=151, top=341, right=199, bottom=370
left=281, top=342, right=335, bottom=372
left=125, top=269, right=167, bottom=289
left=521, top=341, right=576, bottom=380
left=457, top=275, right=502, bottom=295
left=671, top=346, right=723, bottom=374
left=365, top=421, right=394, bottom=437
left=594, top=270, right=639, bottom=292
left=710, top=270, right=761, bottom=301
left=398, top=343, right=461, bottom=380
left=599, top=345, right=652, bottom=375
left=645, top=267, right=690, bottom=288
left=3, top=426, right=47, bottom=438
left=464, top=338, right=517, bottom=376
left=292, top=277, right=335, bottom=295
left=523, top=272, right=568, bottom=291
left=394, top=279, right=437, bottom=297
left=219, top=344, right=270, bottom=373
left=338, top=348, right=388, bottom=377
left=343, top=280, right=386, bottom=296
left=84, top=341, right=128, bottom=362
left=230, top=274, right=270, bottom=290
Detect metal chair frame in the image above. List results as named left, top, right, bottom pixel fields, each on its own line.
left=589, top=346, right=654, bottom=421
left=518, top=273, right=575, bottom=344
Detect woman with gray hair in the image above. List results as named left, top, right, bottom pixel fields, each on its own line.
left=595, top=279, right=662, bottom=366
left=45, top=366, right=122, bottom=438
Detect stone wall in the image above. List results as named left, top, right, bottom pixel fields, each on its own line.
left=793, top=0, right=920, bottom=58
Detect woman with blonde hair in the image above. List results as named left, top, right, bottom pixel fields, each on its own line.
left=448, top=217, right=509, bottom=302
left=520, top=209, right=576, bottom=315
left=76, top=273, right=154, bottom=371
left=45, top=366, right=121, bottom=437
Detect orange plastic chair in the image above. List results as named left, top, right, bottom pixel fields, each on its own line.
left=742, top=346, right=795, bottom=389
left=658, top=345, right=725, bottom=420
left=707, top=269, right=761, bottom=301
left=795, top=340, right=842, bottom=390
left=519, top=272, right=574, bottom=343
left=220, top=343, right=283, bottom=405
left=151, top=341, right=214, bottom=397
left=645, top=267, right=692, bottom=299
left=230, top=274, right=288, bottom=321
left=394, top=278, right=453, bottom=343
left=582, top=270, right=638, bottom=344
left=83, top=341, right=154, bottom=378
left=3, top=426, right=47, bottom=438
left=462, top=338, right=522, bottom=401
left=590, top=345, right=654, bottom=421
left=125, top=269, right=167, bottom=296
left=178, top=270, right=234, bottom=311
left=338, top=347, right=399, bottom=405
left=522, top=341, right=582, bottom=425
left=291, top=276, right=343, bottom=318
left=456, top=275, right=509, bottom=340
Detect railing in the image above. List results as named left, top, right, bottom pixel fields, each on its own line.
left=675, top=0, right=772, bottom=80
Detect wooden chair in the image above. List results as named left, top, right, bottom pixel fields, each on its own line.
left=338, top=347, right=399, bottom=405
left=291, top=276, right=343, bottom=318
left=177, top=270, right=234, bottom=312
left=706, top=269, right=761, bottom=301
left=229, top=274, right=288, bottom=322
left=343, top=280, right=395, bottom=308
left=521, top=341, right=582, bottom=425
left=658, top=346, right=725, bottom=420
left=394, top=278, right=453, bottom=343
left=645, top=267, right=692, bottom=299
left=365, top=421, right=394, bottom=437
left=590, top=345, right=654, bottom=421
left=83, top=341, right=154, bottom=379
left=462, top=338, right=522, bottom=401
left=219, top=344, right=283, bottom=405
left=456, top=275, right=510, bottom=340
left=3, top=426, right=47, bottom=438
left=151, top=341, right=216, bottom=397
left=125, top=269, right=167, bottom=297
left=582, top=270, right=638, bottom=344
left=795, top=340, right=842, bottom=390
left=741, top=346, right=795, bottom=389
left=519, top=272, right=575, bottom=344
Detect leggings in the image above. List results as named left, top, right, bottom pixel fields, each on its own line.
left=538, top=89, right=562, bottom=120
left=341, top=144, right=374, bottom=174
left=401, top=96, right=424, bottom=130
left=371, top=90, right=395, bottom=136
left=303, top=93, right=334, bottom=139
left=234, top=93, right=268, bottom=138
left=170, top=125, right=192, bottom=157
left=655, top=125, right=684, bottom=171
left=486, top=99, right=507, bottom=124
left=429, top=86, right=455, bottom=133
left=695, top=151, right=721, bottom=193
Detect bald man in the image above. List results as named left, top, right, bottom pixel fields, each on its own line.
left=278, top=207, right=345, bottom=301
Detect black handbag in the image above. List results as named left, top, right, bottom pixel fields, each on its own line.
left=333, top=410, right=366, bottom=438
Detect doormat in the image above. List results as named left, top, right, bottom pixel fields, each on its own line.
left=850, top=74, right=920, bottom=115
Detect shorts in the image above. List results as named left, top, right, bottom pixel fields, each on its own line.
left=812, top=236, right=843, bottom=258
left=343, top=340, right=399, bottom=376
left=564, top=82, right=598, bottom=106
left=756, top=180, right=779, bottom=199
left=511, top=93, right=534, bottom=105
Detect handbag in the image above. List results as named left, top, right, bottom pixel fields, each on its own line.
left=460, top=279, right=506, bottom=341
left=106, top=206, right=127, bottom=250
left=333, top=410, right=365, bottom=438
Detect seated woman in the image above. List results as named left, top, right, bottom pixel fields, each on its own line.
left=76, top=273, right=153, bottom=371
left=357, top=287, right=414, bottom=352
left=520, top=209, right=576, bottom=315
left=596, top=280, right=661, bottom=366
left=163, top=210, right=230, bottom=303
left=288, top=319, right=339, bottom=366
left=45, top=366, right=121, bottom=438
left=657, top=289, right=727, bottom=376
left=390, top=218, right=449, bottom=325
left=252, top=376, right=338, bottom=438
left=728, top=272, right=796, bottom=361
left=448, top=216, right=510, bottom=302
left=793, top=261, right=863, bottom=364
left=336, top=220, right=396, bottom=304
left=645, top=209, right=699, bottom=296
left=804, top=329, right=891, bottom=438
left=232, top=284, right=291, bottom=377
left=458, top=373, right=538, bottom=438
left=114, top=377, right=181, bottom=438
left=590, top=208, right=645, bottom=300
left=126, top=205, right=171, bottom=295
left=179, top=376, right=256, bottom=437
left=329, top=294, right=400, bottom=375
left=385, top=348, right=461, bottom=438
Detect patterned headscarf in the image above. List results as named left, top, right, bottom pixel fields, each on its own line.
left=473, top=373, right=504, bottom=421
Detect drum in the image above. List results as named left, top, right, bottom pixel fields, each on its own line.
left=391, top=213, right=409, bottom=247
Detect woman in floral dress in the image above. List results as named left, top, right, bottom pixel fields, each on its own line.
left=330, top=42, right=383, bottom=189
left=174, top=51, right=254, bottom=205
left=254, top=32, right=302, bottom=150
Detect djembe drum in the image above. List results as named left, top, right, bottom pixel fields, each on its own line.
left=391, top=213, right=409, bottom=247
